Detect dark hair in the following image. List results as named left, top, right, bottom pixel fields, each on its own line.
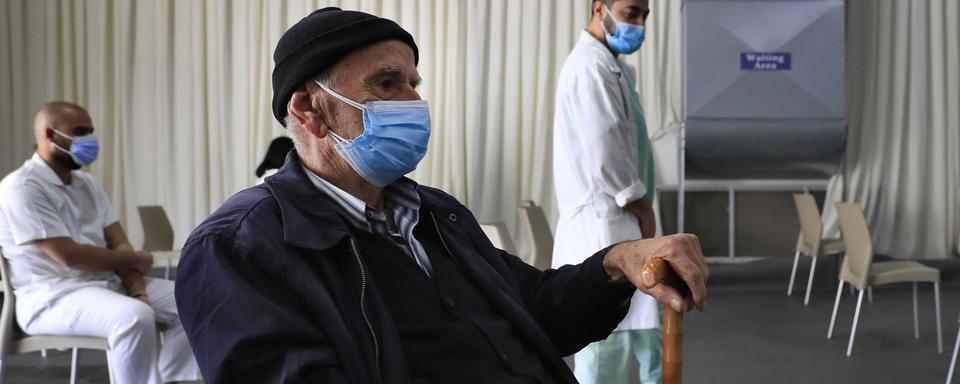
left=256, top=137, right=295, bottom=177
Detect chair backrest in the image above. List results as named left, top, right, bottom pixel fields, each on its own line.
left=835, top=203, right=874, bottom=289
left=479, top=222, right=518, bottom=256
left=138, top=206, right=174, bottom=252
left=517, top=200, right=553, bottom=270
left=793, top=194, right=823, bottom=253
left=0, top=249, right=23, bottom=358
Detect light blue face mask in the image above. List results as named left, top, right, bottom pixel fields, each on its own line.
left=603, top=5, right=646, bottom=55
left=314, top=79, right=432, bottom=188
left=52, top=129, right=100, bottom=166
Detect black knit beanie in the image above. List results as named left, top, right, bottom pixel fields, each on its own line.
left=271, top=7, right=419, bottom=126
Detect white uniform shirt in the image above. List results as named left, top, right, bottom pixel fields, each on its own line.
left=552, top=31, right=659, bottom=330
left=0, top=154, right=120, bottom=327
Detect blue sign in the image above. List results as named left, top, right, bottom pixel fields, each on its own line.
left=740, top=52, right=791, bottom=70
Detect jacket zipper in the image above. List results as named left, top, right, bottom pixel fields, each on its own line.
left=348, top=238, right=382, bottom=380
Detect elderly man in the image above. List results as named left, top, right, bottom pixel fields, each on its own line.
left=175, top=7, right=707, bottom=384
left=552, top=1, right=663, bottom=383
left=0, top=102, right=200, bottom=384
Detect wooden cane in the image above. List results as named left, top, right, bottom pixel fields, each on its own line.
left=640, top=257, right=685, bottom=384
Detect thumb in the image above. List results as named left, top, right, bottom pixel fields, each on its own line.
left=642, top=284, right=690, bottom=313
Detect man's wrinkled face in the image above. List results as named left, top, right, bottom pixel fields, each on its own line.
left=312, top=40, right=422, bottom=140
left=47, top=111, right=95, bottom=170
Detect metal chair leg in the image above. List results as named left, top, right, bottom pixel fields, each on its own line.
left=106, top=350, right=115, bottom=384
left=914, top=282, right=920, bottom=339
left=867, top=287, right=873, bottom=303
left=828, top=280, right=845, bottom=339
left=947, top=328, right=960, bottom=383
left=788, top=250, right=800, bottom=296
left=0, top=358, right=5, bottom=384
left=804, top=256, right=818, bottom=305
left=936, top=282, right=943, bottom=353
left=70, top=348, right=79, bottom=384
left=846, top=289, right=866, bottom=356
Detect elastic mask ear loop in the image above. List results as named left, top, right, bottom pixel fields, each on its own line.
left=603, top=5, right=617, bottom=35
left=314, top=79, right=366, bottom=111
left=328, top=129, right=348, bottom=144
left=313, top=79, right=362, bottom=144
left=50, top=129, right=74, bottom=153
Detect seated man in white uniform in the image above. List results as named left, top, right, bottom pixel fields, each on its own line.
left=0, top=102, right=199, bottom=384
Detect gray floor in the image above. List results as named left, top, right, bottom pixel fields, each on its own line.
left=683, top=255, right=960, bottom=384
left=3, top=256, right=959, bottom=383
left=0, top=349, right=203, bottom=384
left=569, top=255, right=960, bottom=384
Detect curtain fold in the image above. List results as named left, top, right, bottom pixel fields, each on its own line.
left=821, top=0, right=959, bottom=260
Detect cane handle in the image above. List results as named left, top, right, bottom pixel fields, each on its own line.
left=640, top=257, right=684, bottom=384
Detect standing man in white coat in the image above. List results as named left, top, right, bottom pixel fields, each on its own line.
left=552, top=1, right=661, bottom=383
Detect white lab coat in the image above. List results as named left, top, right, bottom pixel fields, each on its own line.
left=552, top=31, right=659, bottom=331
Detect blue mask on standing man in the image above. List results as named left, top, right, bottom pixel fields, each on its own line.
left=603, top=5, right=646, bottom=54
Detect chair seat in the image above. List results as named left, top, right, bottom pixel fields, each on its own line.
left=153, top=250, right=180, bottom=266
left=799, top=238, right=846, bottom=256
left=870, top=261, right=940, bottom=285
left=820, top=239, right=846, bottom=255
left=15, top=335, right=109, bottom=354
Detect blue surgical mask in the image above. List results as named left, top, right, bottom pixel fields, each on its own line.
left=314, top=79, right=432, bottom=188
left=603, top=5, right=645, bottom=54
left=52, top=129, right=100, bottom=166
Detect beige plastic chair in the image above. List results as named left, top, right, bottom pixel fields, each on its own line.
left=137, top=206, right=177, bottom=279
left=479, top=222, right=518, bottom=256
left=826, top=203, right=942, bottom=356
left=137, top=206, right=173, bottom=252
left=517, top=201, right=553, bottom=271
left=0, top=249, right=113, bottom=384
left=788, top=194, right=846, bottom=305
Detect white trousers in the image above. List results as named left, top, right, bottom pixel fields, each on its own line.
left=23, top=278, right=199, bottom=384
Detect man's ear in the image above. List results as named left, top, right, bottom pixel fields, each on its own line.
left=592, top=1, right=604, bottom=19
left=44, top=126, right=57, bottom=143
left=287, top=86, right=329, bottom=139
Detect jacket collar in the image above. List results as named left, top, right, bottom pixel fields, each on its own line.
left=264, top=151, right=458, bottom=252
left=264, top=151, right=354, bottom=251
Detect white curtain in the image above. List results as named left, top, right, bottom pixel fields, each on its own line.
left=1, top=0, right=291, bottom=248
left=821, top=0, right=960, bottom=260
left=2, top=0, right=956, bottom=259
left=0, top=0, right=596, bottom=254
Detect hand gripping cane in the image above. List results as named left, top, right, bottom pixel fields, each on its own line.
left=640, top=257, right=686, bottom=384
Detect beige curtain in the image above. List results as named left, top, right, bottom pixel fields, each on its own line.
left=3, top=0, right=955, bottom=259
left=821, top=0, right=960, bottom=259
left=0, top=0, right=597, bottom=254
left=1, top=0, right=291, bottom=248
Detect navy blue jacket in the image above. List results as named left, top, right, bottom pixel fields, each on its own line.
left=175, top=152, right=635, bottom=383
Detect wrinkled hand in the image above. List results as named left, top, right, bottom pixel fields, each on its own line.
left=132, top=251, right=154, bottom=274
left=603, top=234, right=709, bottom=312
